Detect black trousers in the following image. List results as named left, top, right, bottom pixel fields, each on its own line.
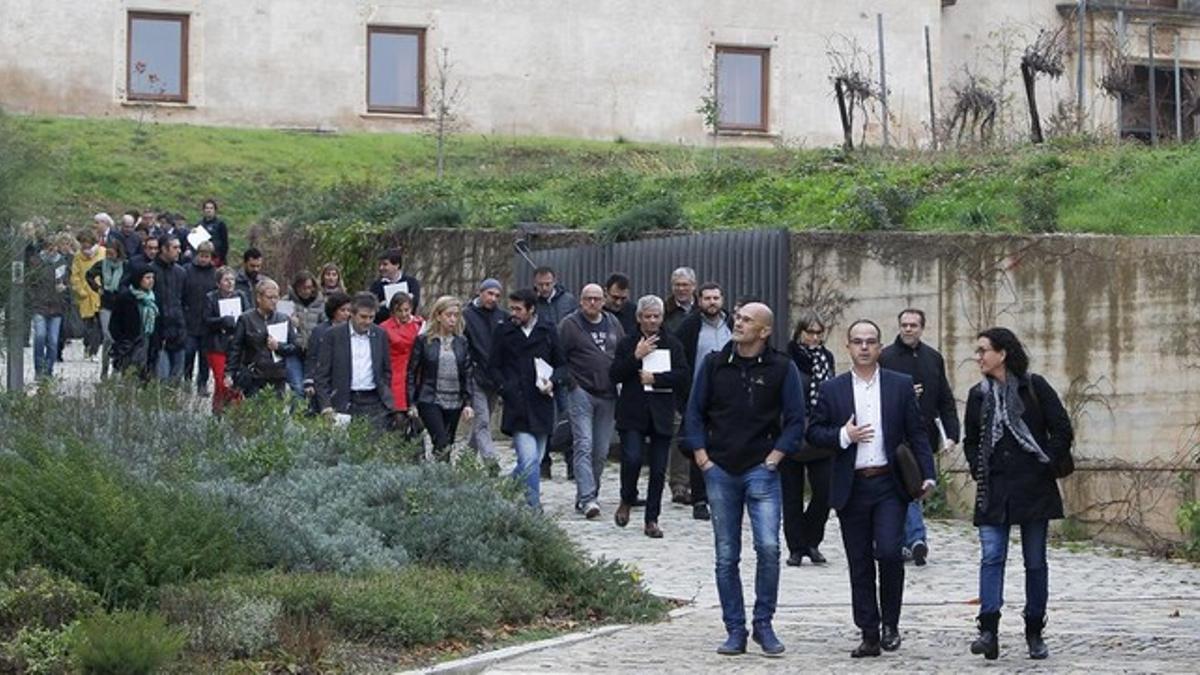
left=688, top=457, right=708, bottom=505
left=838, top=473, right=907, bottom=638
left=780, top=456, right=832, bottom=554
left=418, top=402, right=462, bottom=461
left=351, top=389, right=391, bottom=431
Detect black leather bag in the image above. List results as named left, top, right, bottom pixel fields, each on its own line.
left=895, top=442, right=925, bottom=500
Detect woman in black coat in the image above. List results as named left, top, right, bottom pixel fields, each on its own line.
left=407, top=296, right=475, bottom=462
left=109, top=264, right=157, bottom=380
left=963, top=327, right=1073, bottom=662
left=609, top=295, right=689, bottom=538
left=781, top=309, right=837, bottom=566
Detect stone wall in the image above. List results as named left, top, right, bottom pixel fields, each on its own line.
left=380, top=228, right=1200, bottom=548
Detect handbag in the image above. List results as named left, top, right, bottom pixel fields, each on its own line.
left=894, top=442, right=925, bottom=500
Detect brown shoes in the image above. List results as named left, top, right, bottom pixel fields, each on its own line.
left=614, top=502, right=631, bottom=528
left=644, top=522, right=663, bottom=538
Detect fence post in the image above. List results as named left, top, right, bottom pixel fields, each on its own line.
left=1077, top=0, right=1087, bottom=133
left=1175, top=34, right=1183, bottom=141
left=1117, top=10, right=1126, bottom=136
left=926, top=25, right=937, bottom=150
left=877, top=13, right=890, bottom=148
left=1149, top=23, right=1158, bottom=146
left=6, top=259, right=25, bottom=392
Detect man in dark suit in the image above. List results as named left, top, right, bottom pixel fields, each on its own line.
left=315, top=292, right=396, bottom=429
left=806, top=319, right=936, bottom=658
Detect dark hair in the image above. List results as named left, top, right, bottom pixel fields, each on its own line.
left=532, top=266, right=556, bottom=279
left=107, top=238, right=126, bottom=260
left=791, top=308, right=825, bottom=342
left=509, top=288, right=537, bottom=310
left=351, top=292, right=379, bottom=314
left=389, top=291, right=413, bottom=313
left=291, top=270, right=316, bottom=293
left=698, top=282, right=722, bottom=296
left=378, top=248, right=403, bottom=266
left=157, top=233, right=179, bottom=249
left=898, top=308, right=926, bottom=328
left=604, top=272, right=630, bottom=291
left=977, top=327, right=1029, bottom=376
left=202, top=198, right=219, bottom=210
left=242, top=247, right=263, bottom=263
left=323, top=291, right=352, bottom=320
left=76, top=230, right=96, bottom=246
left=846, top=318, right=882, bottom=342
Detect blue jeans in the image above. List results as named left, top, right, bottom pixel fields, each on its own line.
left=156, top=347, right=186, bottom=381
left=905, top=500, right=928, bottom=549
left=566, top=387, right=617, bottom=509
left=978, top=520, right=1049, bottom=617
left=703, top=462, right=782, bottom=635
left=284, top=354, right=305, bottom=397
left=512, top=432, right=547, bottom=509
left=32, top=314, right=62, bottom=377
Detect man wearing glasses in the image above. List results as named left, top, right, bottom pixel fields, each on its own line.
left=806, top=319, right=936, bottom=658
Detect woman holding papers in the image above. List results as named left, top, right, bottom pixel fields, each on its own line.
left=610, top=295, right=689, bottom=538
left=204, top=266, right=251, bottom=413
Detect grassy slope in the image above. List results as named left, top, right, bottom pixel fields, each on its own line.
left=21, top=115, right=1200, bottom=238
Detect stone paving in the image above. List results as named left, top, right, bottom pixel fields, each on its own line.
left=485, top=459, right=1200, bottom=674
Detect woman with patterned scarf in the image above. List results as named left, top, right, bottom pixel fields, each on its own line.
left=781, top=309, right=838, bottom=567
left=109, top=263, right=158, bottom=380
left=963, top=327, right=1073, bottom=661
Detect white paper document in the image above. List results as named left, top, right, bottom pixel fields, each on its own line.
left=383, top=282, right=409, bottom=306
left=218, top=298, right=242, bottom=319
left=534, top=357, right=554, bottom=383
left=333, top=413, right=353, bottom=428
left=186, top=225, right=211, bottom=250
left=267, top=321, right=289, bottom=362
left=642, top=349, right=672, bottom=391
left=276, top=300, right=295, bottom=317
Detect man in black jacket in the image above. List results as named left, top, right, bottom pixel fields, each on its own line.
left=181, top=241, right=217, bottom=395
left=603, top=273, right=637, bottom=336
left=151, top=235, right=188, bottom=382
left=369, top=248, right=421, bottom=322
left=674, top=282, right=734, bottom=520
left=234, top=248, right=265, bottom=298
left=463, top=278, right=508, bottom=461
left=681, top=302, right=805, bottom=657
left=879, top=308, right=960, bottom=567
left=197, top=199, right=230, bottom=265
left=315, top=293, right=396, bottom=429
left=226, top=278, right=298, bottom=398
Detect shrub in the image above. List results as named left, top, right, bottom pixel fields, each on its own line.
left=0, top=624, right=76, bottom=675
left=1176, top=499, right=1200, bottom=560
left=1018, top=181, right=1058, bottom=232
left=843, top=184, right=919, bottom=231
left=157, top=587, right=280, bottom=658
left=0, top=442, right=260, bottom=607
left=392, top=202, right=467, bottom=232
left=0, top=567, right=101, bottom=637
left=595, top=196, right=684, bottom=243
left=182, top=568, right=553, bottom=648
left=71, top=611, right=185, bottom=675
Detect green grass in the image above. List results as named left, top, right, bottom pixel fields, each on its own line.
left=16, top=114, right=1200, bottom=247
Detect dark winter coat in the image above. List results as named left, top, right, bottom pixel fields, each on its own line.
left=463, top=298, right=508, bottom=390
left=182, top=262, right=218, bottom=337
left=675, top=309, right=734, bottom=385
left=197, top=216, right=230, bottom=263
left=963, top=373, right=1073, bottom=526
left=203, top=289, right=250, bottom=354
left=151, top=258, right=187, bottom=350
left=227, top=308, right=299, bottom=385
left=880, top=336, right=961, bottom=445
left=610, top=330, right=689, bottom=437
left=533, top=283, right=575, bottom=327
left=488, top=318, right=565, bottom=436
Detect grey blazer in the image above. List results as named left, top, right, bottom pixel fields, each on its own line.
left=315, top=322, right=396, bottom=414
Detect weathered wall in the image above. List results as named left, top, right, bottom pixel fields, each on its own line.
left=0, top=0, right=942, bottom=146
left=368, top=228, right=1200, bottom=548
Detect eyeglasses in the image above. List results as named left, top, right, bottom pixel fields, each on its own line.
left=849, top=338, right=879, bottom=347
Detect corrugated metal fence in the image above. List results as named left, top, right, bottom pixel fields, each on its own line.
left=513, top=229, right=791, bottom=348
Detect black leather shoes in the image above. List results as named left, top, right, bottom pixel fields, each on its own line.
left=851, top=638, right=881, bottom=658
left=786, top=552, right=804, bottom=567
left=807, top=546, right=827, bottom=564
left=881, top=625, right=901, bottom=651
left=692, top=502, right=711, bottom=520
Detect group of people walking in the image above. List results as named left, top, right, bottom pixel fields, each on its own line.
left=25, top=209, right=1074, bottom=663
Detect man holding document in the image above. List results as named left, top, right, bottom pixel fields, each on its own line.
left=610, top=295, right=688, bottom=538
left=369, top=248, right=421, bottom=322
left=489, top=288, right=564, bottom=510
left=226, top=278, right=298, bottom=398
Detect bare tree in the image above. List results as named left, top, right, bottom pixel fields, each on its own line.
left=946, top=68, right=999, bottom=146
left=1021, top=25, right=1068, bottom=144
left=697, top=56, right=721, bottom=163
left=426, top=47, right=466, bottom=180
left=826, top=35, right=879, bottom=151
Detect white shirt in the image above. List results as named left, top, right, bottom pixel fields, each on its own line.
left=521, top=316, right=536, bottom=338
left=349, top=325, right=375, bottom=391
left=841, top=366, right=888, bottom=469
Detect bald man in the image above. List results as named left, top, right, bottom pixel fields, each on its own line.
left=681, top=302, right=806, bottom=656
left=559, top=283, right=626, bottom=518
